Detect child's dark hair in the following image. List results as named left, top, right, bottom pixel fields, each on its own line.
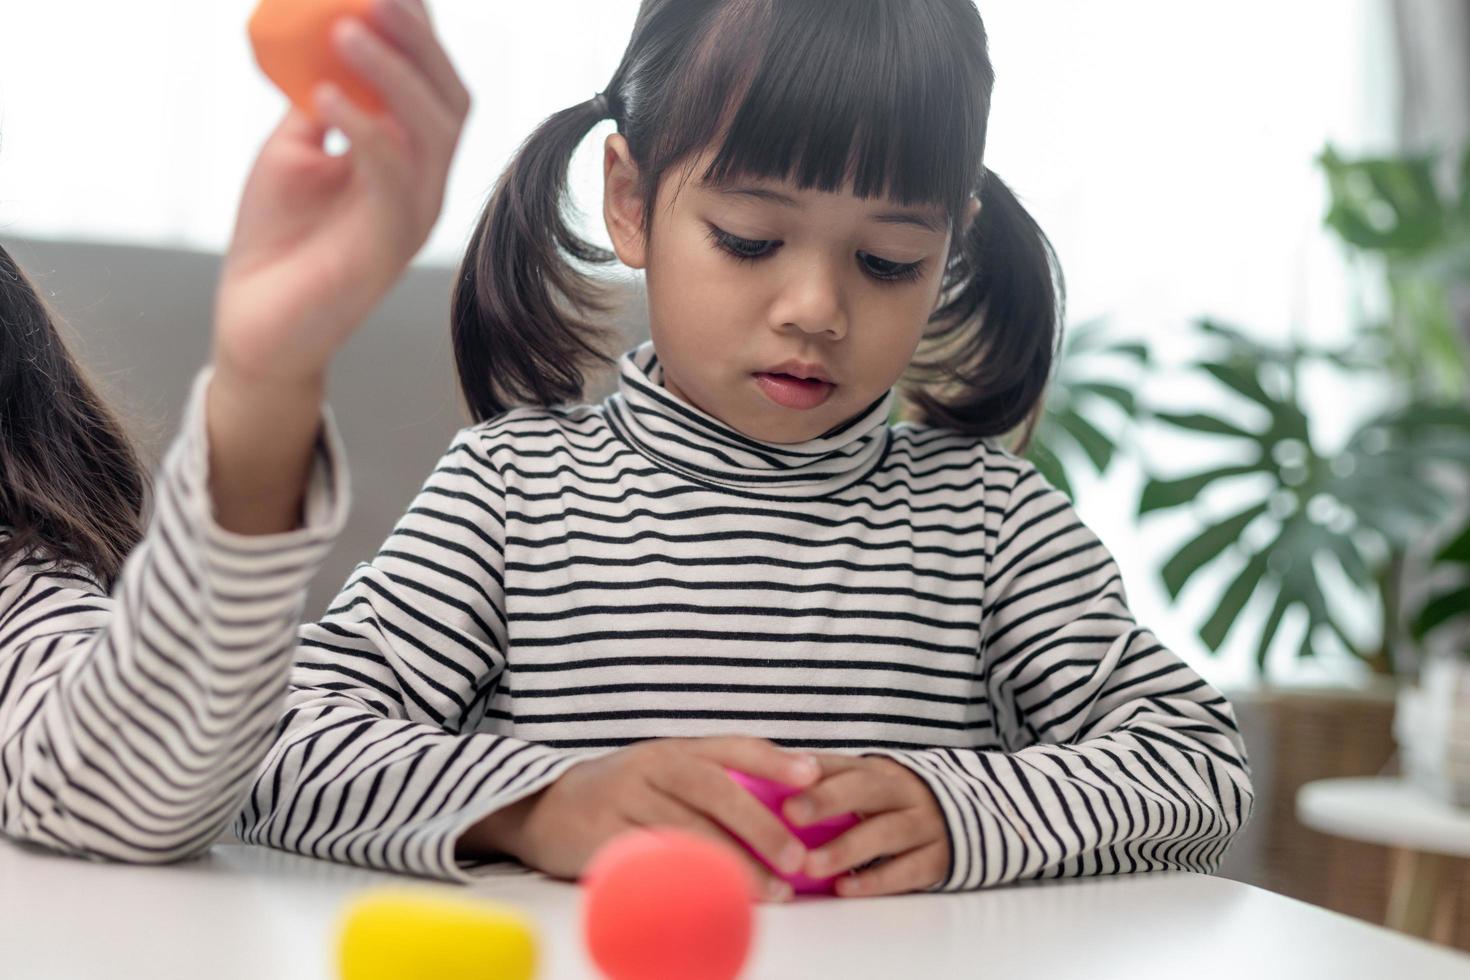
left=454, top=0, right=1062, bottom=445
left=0, top=244, right=147, bottom=586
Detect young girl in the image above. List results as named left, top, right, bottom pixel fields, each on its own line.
left=0, top=0, right=466, bottom=861
left=238, top=0, right=1253, bottom=899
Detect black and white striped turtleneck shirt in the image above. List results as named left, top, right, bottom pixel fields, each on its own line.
left=240, top=341, right=1254, bottom=888
left=0, top=372, right=347, bottom=861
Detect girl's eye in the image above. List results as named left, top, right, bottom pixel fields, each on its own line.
left=707, top=225, right=779, bottom=261
left=859, top=251, right=925, bottom=284
left=707, top=224, right=924, bottom=285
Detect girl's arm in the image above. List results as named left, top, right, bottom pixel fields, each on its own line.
left=0, top=0, right=468, bottom=861
left=234, top=428, right=589, bottom=880
left=235, top=428, right=818, bottom=889
left=208, top=0, right=469, bottom=536
left=871, top=458, right=1255, bottom=891
left=0, top=377, right=346, bottom=860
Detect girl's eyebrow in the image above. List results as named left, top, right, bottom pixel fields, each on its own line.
left=712, top=184, right=949, bottom=234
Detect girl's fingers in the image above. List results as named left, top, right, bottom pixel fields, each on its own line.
left=370, top=0, right=471, bottom=118
left=313, top=83, right=409, bottom=184
left=651, top=756, right=808, bottom=879
left=803, top=811, right=922, bottom=878
left=835, top=841, right=949, bottom=898
left=784, top=767, right=901, bottom=827
left=631, top=789, right=793, bottom=903
left=689, top=737, right=821, bottom=789
left=333, top=17, right=454, bottom=161
left=273, top=107, right=330, bottom=149
left=396, top=0, right=433, bottom=26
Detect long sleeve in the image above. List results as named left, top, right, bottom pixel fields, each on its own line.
left=235, top=425, right=587, bottom=881
left=874, top=459, right=1254, bottom=891
left=0, top=370, right=348, bottom=862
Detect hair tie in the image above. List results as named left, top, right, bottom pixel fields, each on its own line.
left=591, top=91, right=612, bottom=119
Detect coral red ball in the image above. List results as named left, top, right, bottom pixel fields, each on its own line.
left=583, top=829, right=755, bottom=980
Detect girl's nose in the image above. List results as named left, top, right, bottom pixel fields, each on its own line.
left=772, top=264, right=848, bottom=341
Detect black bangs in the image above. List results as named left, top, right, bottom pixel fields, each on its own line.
left=646, top=0, right=992, bottom=216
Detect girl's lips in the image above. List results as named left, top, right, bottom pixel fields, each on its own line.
left=753, top=372, right=835, bottom=410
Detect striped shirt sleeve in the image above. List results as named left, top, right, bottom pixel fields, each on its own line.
left=234, top=427, right=586, bottom=881
left=0, top=369, right=348, bottom=862
left=872, top=458, right=1255, bottom=891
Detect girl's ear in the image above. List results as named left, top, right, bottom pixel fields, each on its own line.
left=963, top=195, right=981, bottom=234
left=603, top=134, right=648, bottom=269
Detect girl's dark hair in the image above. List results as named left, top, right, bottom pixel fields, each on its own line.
left=454, top=0, right=1063, bottom=445
left=0, top=244, right=148, bottom=586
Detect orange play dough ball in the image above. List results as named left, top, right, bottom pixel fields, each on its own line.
left=583, top=829, right=755, bottom=980
left=249, top=0, right=385, bottom=118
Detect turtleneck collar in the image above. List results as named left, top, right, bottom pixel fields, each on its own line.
left=601, top=341, right=894, bottom=498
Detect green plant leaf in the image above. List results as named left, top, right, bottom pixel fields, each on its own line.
left=1200, top=549, right=1270, bottom=651
left=1339, top=475, right=1450, bottom=546
left=1254, top=588, right=1292, bottom=672
left=1435, top=521, right=1470, bottom=566
left=1055, top=409, right=1115, bottom=472
left=1138, top=464, right=1262, bottom=515
left=1320, top=145, right=1448, bottom=255
left=1160, top=500, right=1271, bottom=598
left=1322, top=529, right=1374, bottom=588
left=1152, top=412, right=1258, bottom=440
left=1299, top=624, right=1318, bottom=660
left=1199, top=362, right=1275, bottom=413
left=1070, top=381, right=1137, bottom=415
left=1415, top=585, right=1470, bottom=640
left=1025, top=440, right=1074, bottom=501
left=1103, top=341, right=1151, bottom=363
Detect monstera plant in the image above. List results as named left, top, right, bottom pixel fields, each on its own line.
left=1137, top=319, right=1470, bottom=675
left=1321, top=143, right=1470, bottom=658
left=1131, top=143, right=1470, bottom=679
left=1319, top=144, right=1469, bottom=402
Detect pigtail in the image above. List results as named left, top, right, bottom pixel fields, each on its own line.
left=452, top=95, right=624, bottom=422
left=0, top=244, right=148, bottom=587
left=906, top=167, right=1064, bottom=449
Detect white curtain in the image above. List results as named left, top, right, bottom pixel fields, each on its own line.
left=1392, top=0, right=1470, bottom=151
left=0, top=0, right=1400, bottom=687
left=0, top=0, right=641, bottom=258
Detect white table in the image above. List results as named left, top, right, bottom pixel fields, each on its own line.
left=2, top=840, right=1468, bottom=980
left=1299, top=776, right=1470, bottom=941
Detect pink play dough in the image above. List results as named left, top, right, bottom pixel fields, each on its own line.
left=725, top=769, right=861, bottom=895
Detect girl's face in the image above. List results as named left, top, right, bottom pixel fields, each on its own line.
left=603, top=134, right=974, bottom=444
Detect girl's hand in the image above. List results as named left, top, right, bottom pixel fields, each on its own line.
left=784, top=755, right=950, bottom=897
left=206, top=0, right=468, bottom=535
left=214, top=0, right=469, bottom=388
left=462, top=738, right=821, bottom=903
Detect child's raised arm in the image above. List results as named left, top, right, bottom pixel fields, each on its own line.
left=208, top=0, right=468, bottom=535
left=0, top=0, right=468, bottom=862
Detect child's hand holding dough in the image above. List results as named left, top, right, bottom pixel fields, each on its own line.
left=206, top=0, right=468, bottom=534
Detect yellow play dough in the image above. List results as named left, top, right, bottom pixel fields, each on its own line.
left=337, top=890, right=537, bottom=980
